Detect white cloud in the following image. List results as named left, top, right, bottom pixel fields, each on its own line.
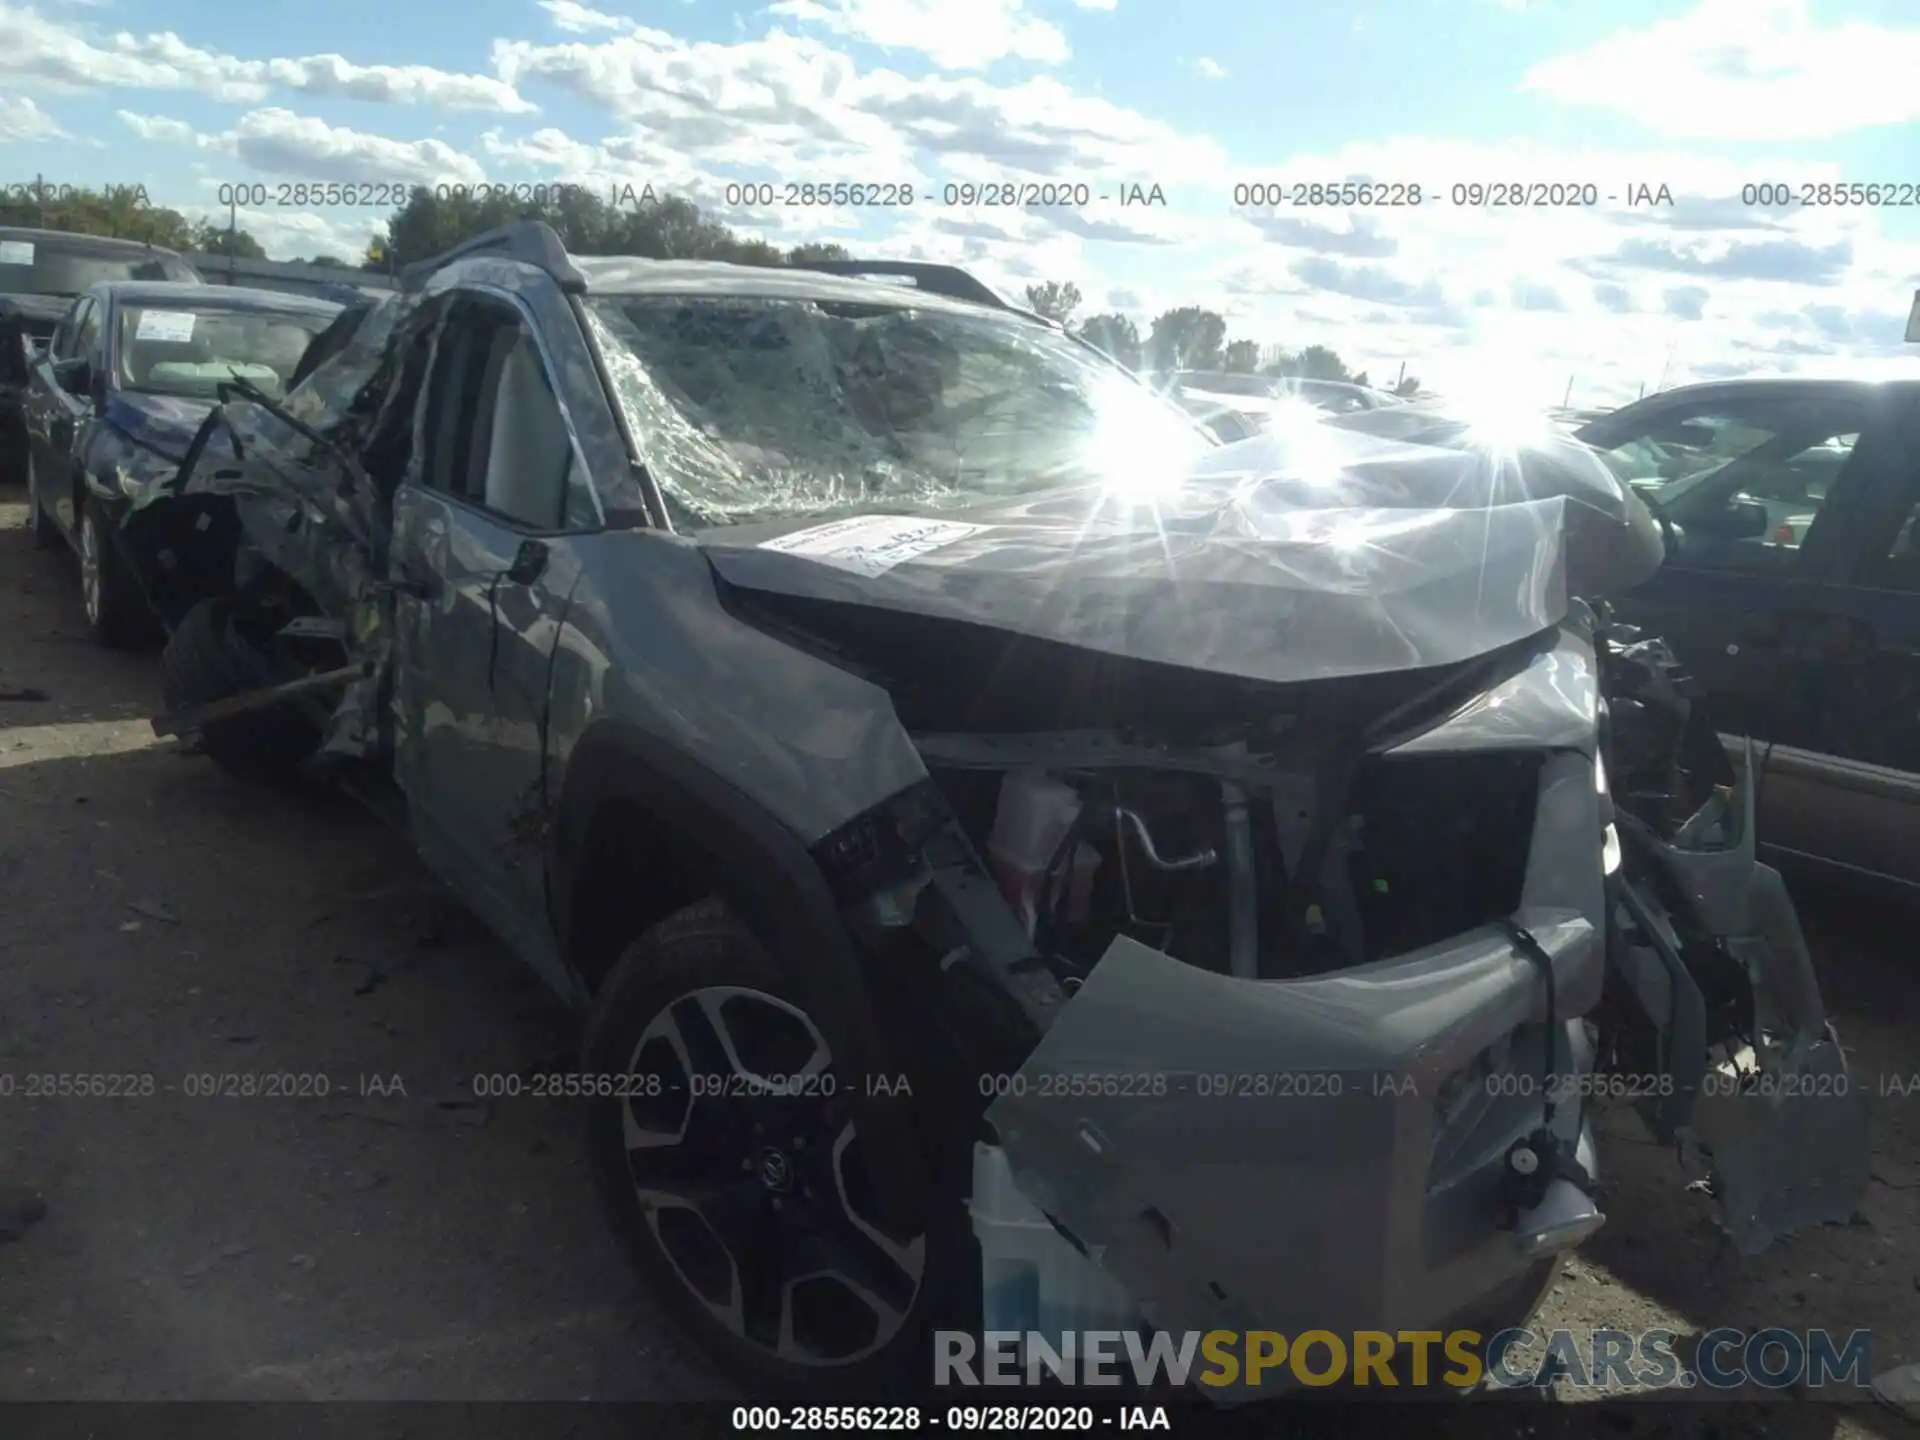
left=539, top=0, right=635, bottom=33
left=766, top=0, right=1069, bottom=69
left=0, top=4, right=534, bottom=111
left=492, top=28, right=1227, bottom=189
left=1072, top=0, right=1117, bottom=9
left=0, top=93, right=63, bottom=140
left=208, top=108, right=487, bottom=188
left=1523, top=0, right=1920, bottom=140
left=179, top=203, right=379, bottom=263
left=11, top=1, right=1909, bottom=403
left=117, top=108, right=196, bottom=143
left=1192, top=57, right=1226, bottom=78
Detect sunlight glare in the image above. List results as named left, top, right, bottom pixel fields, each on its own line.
left=1085, top=384, right=1210, bottom=503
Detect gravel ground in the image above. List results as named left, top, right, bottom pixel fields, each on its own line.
left=1, top=486, right=1916, bottom=1434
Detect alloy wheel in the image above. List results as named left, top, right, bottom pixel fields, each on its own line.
left=621, top=986, right=927, bottom=1366
left=80, top=509, right=103, bottom=626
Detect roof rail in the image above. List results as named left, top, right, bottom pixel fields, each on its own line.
left=783, top=259, right=1013, bottom=312
left=399, top=220, right=587, bottom=295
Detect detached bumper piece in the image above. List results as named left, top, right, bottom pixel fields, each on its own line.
left=1613, top=738, right=1871, bottom=1256
left=979, top=914, right=1604, bottom=1386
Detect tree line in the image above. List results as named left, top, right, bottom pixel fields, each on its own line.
left=1, top=183, right=1413, bottom=392
left=1023, top=280, right=1417, bottom=394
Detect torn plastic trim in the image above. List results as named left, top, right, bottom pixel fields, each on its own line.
left=1690, top=1024, right=1871, bottom=1257
left=1611, top=737, right=1871, bottom=1253
left=981, top=910, right=1602, bottom=1347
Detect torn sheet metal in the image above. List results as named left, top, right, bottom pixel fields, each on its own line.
left=134, top=289, right=423, bottom=758
left=704, top=495, right=1577, bottom=688
left=1385, top=621, right=1601, bottom=756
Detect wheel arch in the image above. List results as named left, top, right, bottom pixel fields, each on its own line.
left=549, top=718, right=927, bottom=1221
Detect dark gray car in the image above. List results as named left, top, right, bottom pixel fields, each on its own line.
left=134, top=223, right=1866, bottom=1398
left=0, top=227, right=200, bottom=484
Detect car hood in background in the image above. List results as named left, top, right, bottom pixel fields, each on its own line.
left=0, top=293, right=71, bottom=327
left=694, top=420, right=1664, bottom=688
left=103, top=389, right=218, bottom=462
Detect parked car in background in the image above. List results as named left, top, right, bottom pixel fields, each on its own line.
left=20, top=281, right=340, bottom=646
left=1170, top=372, right=1403, bottom=441
left=1568, top=377, right=1920, bottom=891
left=1323, top=376, right=1920, bottom=892
left=1549, top=405, right=1610, bottom=432
left=0, top=228, right=200, bottom=484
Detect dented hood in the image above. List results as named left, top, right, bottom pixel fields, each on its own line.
left=103, top=389, right=215, bottom=462
left=0, top=293, right=69, bottom=326
left=695, top=421, right=1661, bottom=687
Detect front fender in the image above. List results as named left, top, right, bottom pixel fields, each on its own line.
left=549, top=718, right=926, bottom=1225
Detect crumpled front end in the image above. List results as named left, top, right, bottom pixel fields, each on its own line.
left=912, top=625, right=1616, bottom=1396
left=799, top=593, right=1864, bottom=1400
left=130, top=290, right=426, bottom=759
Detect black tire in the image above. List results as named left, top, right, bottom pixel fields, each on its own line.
left=582, top=898, right=977, bottom=1399
left=160, top=597, right=323, bottom=786
left=24, top=451, right=56, bottom=550
left=78, top=494, right=153, bottom=648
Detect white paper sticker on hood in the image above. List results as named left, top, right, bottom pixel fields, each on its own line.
left=0, top=241, right=35, bottom=265
left=135, top=309, right=197, bottom=343
left=758, top=515, right=988, bottom=577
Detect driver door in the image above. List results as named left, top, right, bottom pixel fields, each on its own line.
left=25, top=296, right=99, bottom=537
left=388, top=288, right=597, bottom=994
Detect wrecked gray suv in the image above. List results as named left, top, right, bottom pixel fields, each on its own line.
left=137, top=221, right=1868, bottom=1397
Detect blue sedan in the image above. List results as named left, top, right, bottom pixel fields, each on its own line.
left=21, top=281, right=340, bottom=646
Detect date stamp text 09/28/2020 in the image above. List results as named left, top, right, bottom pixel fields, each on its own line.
left=11, top=174, right=1920, bottom=213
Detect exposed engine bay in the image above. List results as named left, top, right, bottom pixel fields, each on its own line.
left=930, top=744, right=1540, bottom=985
left=798, top=590, right=1869, bottom=1368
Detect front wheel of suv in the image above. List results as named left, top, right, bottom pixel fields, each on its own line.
left=582, top=898, right=975, bottom=1398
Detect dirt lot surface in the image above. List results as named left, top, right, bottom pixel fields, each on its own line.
left=1, top=483, right=1917, bottom=1435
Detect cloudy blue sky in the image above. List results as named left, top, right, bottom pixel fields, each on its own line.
left=4, top=0, right=1918, bottom=403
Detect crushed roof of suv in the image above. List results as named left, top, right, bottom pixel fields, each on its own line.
left=566, top=257, right=1014, bottom=315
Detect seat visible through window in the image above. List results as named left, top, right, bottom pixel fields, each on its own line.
left=481, top=331, right=571, bottom=529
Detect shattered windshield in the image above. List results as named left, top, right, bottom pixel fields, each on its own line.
left=115, top=303, right=338, bottom=401
left=584, top=294, right=1212, bottom=530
